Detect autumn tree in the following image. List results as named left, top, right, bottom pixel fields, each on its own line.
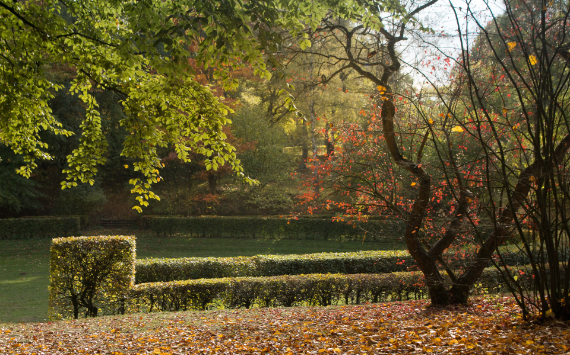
left=1, top=0, right=312, bottom=211
left=429, top=0, right=570, bottom=319
left=299, top=0, right=570, bottom=315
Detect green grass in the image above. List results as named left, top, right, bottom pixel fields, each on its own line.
left=0, top=230, right=405, bottom=323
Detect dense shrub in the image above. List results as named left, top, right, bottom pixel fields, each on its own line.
left=135, top=256, right=258, bottom=283
left=135, top=251, right=411, bottom=283
left=49, top=235, right=136, bottom=320
left=128, top=268, right=506, bottom=313
left=143, top=216, right=405, bottom=240
left=0, top=217, right=80, bottom=240
left=135, top=248, right=534, bottom=284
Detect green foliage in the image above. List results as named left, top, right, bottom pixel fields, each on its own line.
left=1, top=0, right=275, bottom=211
left=129, top=267, right=506, bottom=312
left=230, top=103, right=296, bottom=183
left=135, top=247, right=534, bottom=284
left=0, top=169, right=44, bottom=216
left=0, top=217, right=80, bottom=240
left=48, top=235, right=136, bottom=320
left=135, top=250, right=410, bottom=283
left=144, top=216, right=405, bottom=240
left=54, top=183, right=107, bottom=216
left=219, top=185, right=296, bottom=215
left=136, top=256, right=258, bottom=283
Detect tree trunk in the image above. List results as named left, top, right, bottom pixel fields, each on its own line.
left=450, top=134, right=570, bottom=303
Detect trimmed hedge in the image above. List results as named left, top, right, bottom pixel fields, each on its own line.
left=135, top=250, right=412, bottom=283
left=128, top=268, right=507, bottom=313
left=143, top=216, right=405, bottom=240
left=0, top=217, right=81, bottom=240
left=49, top=235, right=136, bottom=320
left=135, top=248, right=534, bottom=284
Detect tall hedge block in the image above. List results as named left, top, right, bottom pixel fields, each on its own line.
left=48, top=235, right=136, bottom=320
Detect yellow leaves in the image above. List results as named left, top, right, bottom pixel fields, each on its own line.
left=377, top=85, right=386, bottom=94
left=502, top=108, right=509, bottom=115
left=124, top=164, right=129, bottom=169
left=428, top=119, right=434, bottom=124
left=411, top=182, right=417, bottom=186
left=528, top=55, right=537, bottom=65
left=507, top=42, right=517, bottom=52
left=451, top=126, right=464, bottom=133
left=526, top=340, right=534, bottom=345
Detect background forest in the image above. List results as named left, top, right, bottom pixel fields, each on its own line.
left=0, top=31, right=376, bottom=219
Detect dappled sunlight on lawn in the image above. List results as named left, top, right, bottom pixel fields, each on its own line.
left=0, top=276, right=40, bottom=285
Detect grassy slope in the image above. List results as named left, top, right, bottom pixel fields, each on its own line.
left=0, top=230, right=404, bottom=323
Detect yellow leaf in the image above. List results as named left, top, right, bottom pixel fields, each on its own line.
left=428, top=119, right=434, bottom=124
left=526, top=340, right=534, bottom=345
left=434, top=338, right=442, bottom=343
left=450, top=339, right=459, bottom=345
left=507, top=42, right=517, bottom=52
left=124, top=164, right=129, bottom=169
left=377, top=85, right=386, bottom=93
left=502, top=108, right=508, bottom=114
left=411, top=182, right=416, bottom=186
left=451, top=126, right=464, bottom=132
left=529, top=55, right=537, bottom=65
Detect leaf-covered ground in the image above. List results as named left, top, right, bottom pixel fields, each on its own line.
left=1, top=297, right=568, bottom=354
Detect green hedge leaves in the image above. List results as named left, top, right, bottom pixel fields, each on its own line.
left=129, top=269, right=506, bottom=312
left=135, top=248, right=532, bottom=284
left=48, top=235, right=136, bottom=320
left=0, top=217, right=80, bottom=239
left=135, top=251, right=411, bottom=283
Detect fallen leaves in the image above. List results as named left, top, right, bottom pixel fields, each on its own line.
left=1, top=297, right=568, bottom=354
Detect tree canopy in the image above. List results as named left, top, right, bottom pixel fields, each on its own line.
left=0, top=0, right=290, bottom=210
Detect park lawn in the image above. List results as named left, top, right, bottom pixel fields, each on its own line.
left=0, top=231, right=404, bottom=323
left=1, top=296, right=568, bottom=354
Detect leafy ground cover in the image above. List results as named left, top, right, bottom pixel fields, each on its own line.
left=0, top=231, right=402, bottom=323
left=1, top=297, right=568, bottom=354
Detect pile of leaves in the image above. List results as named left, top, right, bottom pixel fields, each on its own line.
left=1, top=297, right=568, bottom=354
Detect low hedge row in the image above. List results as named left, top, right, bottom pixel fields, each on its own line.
left=135, top=248, right=533, bottom=283
left=128, top=268, right=508, bottom=313
left=0, top=217, right=81, bottom=240
left=143, top=216, right=406, bottom=240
